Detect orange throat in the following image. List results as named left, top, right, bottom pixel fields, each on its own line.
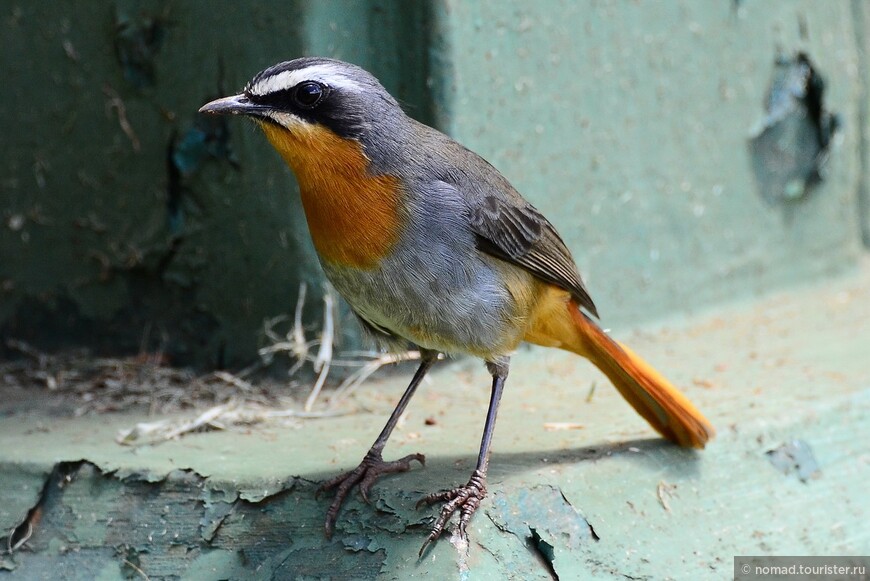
left=259, top=121, right=402, bottom=269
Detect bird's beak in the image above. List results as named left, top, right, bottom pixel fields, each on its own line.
left=199, top=94, right=267, bottom=117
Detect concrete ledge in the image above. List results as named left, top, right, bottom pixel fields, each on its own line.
left=2, top=262, right=869, bottom=579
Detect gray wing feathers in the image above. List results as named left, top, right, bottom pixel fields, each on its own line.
left=469, top=193, right=599, bottom=318
left=401, top=122, right=598, bottom=318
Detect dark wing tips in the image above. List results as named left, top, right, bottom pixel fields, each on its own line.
left=570, top=279, right=599, bottom=318
left=470, top=195, right=599, bottom=318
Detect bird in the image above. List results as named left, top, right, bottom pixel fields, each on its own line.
left=200, top=56, right=715, bottom=552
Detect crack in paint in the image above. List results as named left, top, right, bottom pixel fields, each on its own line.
left=484, top=485, right=600, bottom=579
left=528, top=526, right=559, bottom=580
left=1, top=460, right=82, bottom=564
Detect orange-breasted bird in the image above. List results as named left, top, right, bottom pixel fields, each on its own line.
left=200, top=57, right=714, bottom=551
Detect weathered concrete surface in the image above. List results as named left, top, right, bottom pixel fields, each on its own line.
left=2, top=261, right=869, bottom=579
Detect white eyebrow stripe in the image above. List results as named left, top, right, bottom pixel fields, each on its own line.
left=249, top=64, right=363, bottom=96
left=264, top=110, right=308, bottom=129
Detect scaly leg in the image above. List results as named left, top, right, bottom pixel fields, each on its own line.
left=417, top=358, right=508, bottom=554
left=319, top=351, right=438, bottom=538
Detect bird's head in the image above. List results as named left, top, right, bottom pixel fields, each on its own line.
left=199, top=58, right=409, bottom=268
left=199, top=57, right=405, bottom=171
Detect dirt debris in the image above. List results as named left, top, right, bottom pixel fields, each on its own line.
left=2, top=339, right=286, bottom=416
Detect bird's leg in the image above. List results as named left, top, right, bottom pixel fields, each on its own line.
left=417, top=358, right=508, bottom=555
left=319, top=351, right=438, bottom=538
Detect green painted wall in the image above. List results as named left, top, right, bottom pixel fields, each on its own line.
left=0, top=1, right=433, bottom=368
left=1, top=0, right=867, bottom=367
left=432, top=0, right=867, bottom=327
left=856, top=0, right=870, bottom=246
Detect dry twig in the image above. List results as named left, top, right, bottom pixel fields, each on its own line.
left=116, top=398, right=348, bottom=445
left=6, top=284, right=421, bottom=446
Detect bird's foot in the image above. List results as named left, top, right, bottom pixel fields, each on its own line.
left=318, top=450, right=425, bottom=538
left=416, top=469, right=487, bottom=555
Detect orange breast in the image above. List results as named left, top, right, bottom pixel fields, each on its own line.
left=259, top=121, right=402, bottom=269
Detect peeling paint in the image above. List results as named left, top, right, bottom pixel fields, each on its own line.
left=765, top=439, right=821, bottom=482
left=749, top=52, right=840, bottom=206
left=0, top=462, right=51, bottom=533
left=199, top=498, right=235, bottom=544
left=485, top=485, right=599, bottom=579
left=528, top=526, right=557, bottom=579
left=487, top=485, right=598, bottom=549
left=236, top=477, right=298, bottom=503
left=0, top=461, right=399, bottom=578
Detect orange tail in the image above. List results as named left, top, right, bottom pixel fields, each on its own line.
left=525, top=289, right=714, bottom=448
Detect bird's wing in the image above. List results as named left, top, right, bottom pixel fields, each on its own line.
left=468, top=192, right=599, bottom=318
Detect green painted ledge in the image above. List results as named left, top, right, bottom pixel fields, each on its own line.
left=2, top=262, right=869, bottom=579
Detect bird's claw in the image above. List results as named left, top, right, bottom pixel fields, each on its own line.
left=319, top=450, right=425, bottom=538
left=417, top=469, right=487, bottom=556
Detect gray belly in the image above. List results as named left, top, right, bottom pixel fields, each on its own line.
left=322, top=243, right=522, bottom=356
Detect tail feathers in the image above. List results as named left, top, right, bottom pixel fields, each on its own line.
left=568, top=304, right=715, bottom=449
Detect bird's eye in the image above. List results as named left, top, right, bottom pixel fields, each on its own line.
left=294, top=81, right=325, bottom=108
